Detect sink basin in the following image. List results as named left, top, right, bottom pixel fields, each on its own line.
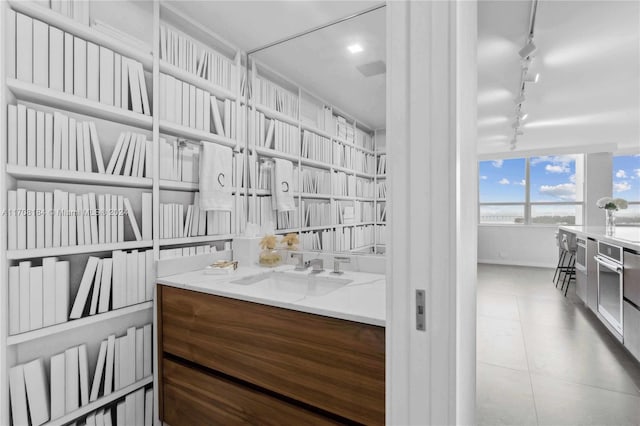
left=230, top=271, right=352, bottom=297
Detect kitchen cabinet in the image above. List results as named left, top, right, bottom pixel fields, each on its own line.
left=586, top=238, right=599, bottom=312
left=157, top=285, right=385, bottom=425
left=623, top=301, right=640, bottom=360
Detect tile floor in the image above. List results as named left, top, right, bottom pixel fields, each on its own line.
left=477, top=264, right=640, bottom=426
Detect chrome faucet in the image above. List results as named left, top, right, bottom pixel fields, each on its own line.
left=331, top=256, right=351, bottom=275
left=291, top=252, right=307, bottom=271
left=309, top=258, right=324, bottom=274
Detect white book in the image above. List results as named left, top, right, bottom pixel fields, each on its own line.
left=52, top=111, right=62, bottom=169
left=114, top=53, right=122, bottom=107
left=64, top=33, right=74, bottom=94
left=32, top=19, right=49, bottom=87
left=76, top=121, right=86, bottom=172
left=60, top=190, right=69, bottom=247
left=158, top=138, right=172, bottom=180
left=137, top=251, right=146, bottom=305
left=121, top=58, right=130, bottom=109
left=69, top=256, right=99, bottom=319
left=127, top=60, right=143, bottom=113
left=88, top=192, right=99, bottom=244
left=165, top=74, right=176, bottom=123
left=143, top=324, right=152, bottom=377
left=26, top=191, right=36, bottom=249
left=19, top=261, right=31, bottom=332
left=159, top=73, right=167, bottom=120
left=9, top=365, right=29, bottom=426
left=24, top=358, right=50, bottom=425
left=52, top=190, right=61, bottom=247
left=9, top=266, right=20, bottom=335
left=116, top=402, right=125, bottom=426
left=105, top=408, right=113, bottom=426
left=16, top=13, right=33, bottom=83
left=105, top=133, right=125, bottom=174
left=36, top=192, right=45, bottom=248
left=17, top=188, right=27, bottom=250
left=183, top=205, right=193, bottom=239
left=145, top=139, right=153, bottom=178
left=60, top=112, right=69, bottom=170
left=116, top=337, right=124, bottom=389
left=126, top=327, right=136, bottom=385
left=83, top=122, right=93, bottom=172
left=111, top=250, right=123, bottom=309
left=68, top=118, right=77, bottom=171
left=76, top=195, right=85, bottom=246
left=117, top=196, right=125, bottom=242
left=89, top=122, right=106, bottom=173
left=73, top=37, right=87, bottom=97
left=69, top=193, right=77, bottom=246
left=27, top=108, right=36, bottom=167
left=97, top=194, right=106, bottom=244
left=50, top=353, right=66, bottom=420
left=125, top=393, right=135, bottom=426
left=141, top=193, right=152, bottom=241
left=175, top=78, right=183, bottom=125
left=135, top=327, right=143, bottom=381
left=98, top=258, right=113, bottom=313
left=189, top=84, right=196, bottom=128
left=211, top=96, right=224, bottom=136
left=99, top=47, right=115, bottom=105
left=44, top=192, right=53, bottom=248
left=136, top=137, right=147, bottom=178
left=49, top=27, right=64, bottom=91
left=104, top=334, right=116, bottom=395
left=29, top=266, right=43, bottom=330
left=8, top=191, right=17, bottom=250
left=144, top=389, right=153, bottom=426
left=42, top=257, right=57, bottom=327
left=203, top=92, right=211, bottom=133
left=124, top=197, right=142, bottom=241
left=65, top=346, right=80, bottom=413
left=195, top=88, right=204, bottom=130
left=136, top=62, right=151, bottom=115
left=87, top=42, right=100, bottom=101
left=36, top=111, right=45, bottom=167
left=78, top=344, right=90, bottom=406
left=8, top=105, right=18, bottom=165
left=126, top=251, right=138, bottom=306
left=7, top=10, right=16, bottom=79
left=122, top=134, right=138, bottom=176
left=111, top=195, right=118, bottom=243
left=95, top=411, right=104, bottom=426
left=105, top=195, right=111, bottom=244
left=145, top=250, right=154, bottom=302
left=134, top=388, right=145, bottom=426
left=224, top=99, right=231, bottom=138
left=16, top=104, right=27, bottom=167
left=112, top=132, right=131, bottom=175
left=131, top=135, right=143, bottom=177
left=90, top=340, right=108, bottom=402
left=54, top=260, right=70, bottom=324
left=86, top=413, right=96, bottom=426
left=88, top=259, right=103, bottom=315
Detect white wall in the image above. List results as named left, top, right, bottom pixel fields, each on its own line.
left=478, top=225, right=558, bottom=268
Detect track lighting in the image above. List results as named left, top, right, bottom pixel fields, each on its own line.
left=524, top=72, right=540, bottom=83
left=519, top=112, right=529, bottom=121
left=515, top=93, right=526, bottom=104
left=511, top=120, right=521, bottom=129
left=519, top=39, right=537, bottom=59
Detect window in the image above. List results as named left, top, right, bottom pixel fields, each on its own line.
left=612, top=155, right=640, bottom=225
left=479, top=155, right=584, bottom=225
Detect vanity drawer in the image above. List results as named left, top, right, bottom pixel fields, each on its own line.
left=163, top=358, right=341, bottom=426
left=160, top=285, right=385, bottom=425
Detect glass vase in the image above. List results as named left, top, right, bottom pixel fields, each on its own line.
left=606, top=209, right=616, bottom=236
left=259, top=249, right=282, bottom=267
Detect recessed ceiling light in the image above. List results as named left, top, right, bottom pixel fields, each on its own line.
left=348, top=44, right=363, bottom=54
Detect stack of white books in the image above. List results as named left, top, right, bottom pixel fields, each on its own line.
left=253, top=113, right=299, bottom=156
left=355, top=177, right=375, bottom=198
left=300, top=168, right=331, bottom=195
left=162, top=194, right=232, bottom=239
left=334, top=115, right=354, bottom=143
left=104, top=132, right=153, bottom=178
left=159, top=244, right=218, bottom=260
left=9, top=258, right=69, bottom=335
left=300, top=231, right=323, bottom=251
left=158, top=138, right=200, bottom=183
left=302, top=200, right=331, bottom=227
left=301, top=130, right=332, bottom=164
left=377, top=181, right=387, bottom=198
left=377, top=203, right=387, bottom=222
left=8, top=11, right=151, bottom=115
left=255, top=76, right=299, bottom=119
left=355, top=128, right=374, bottom=151
left=355, top=201, right=375, bottom=223
left=376, top=224, right=387, bottom=244
left=377, top=154, right=387, bottom=175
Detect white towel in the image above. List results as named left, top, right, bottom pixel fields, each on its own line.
left=272, top=158, right=296, bottom=212
left=199, top=143, right=233, bottom=211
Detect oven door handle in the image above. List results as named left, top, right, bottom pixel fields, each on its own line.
left=594, top=255, right=623, bottom=274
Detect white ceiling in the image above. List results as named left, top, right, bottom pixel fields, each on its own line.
left=478, top=0, right=640, bottom=155
left=168, top=1, right=386, bottom=130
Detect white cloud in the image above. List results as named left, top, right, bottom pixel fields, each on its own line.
left=614, top=181, right=631, bottom=193
left=635, top=169, right=640, bottom=178
left=569, top=174, right=576, bottom=183
left=492, top=159, right=503, bottom=168
left=530, top=155, right=576, bottom=166
left=513, top=179, right=526, bottom=186
left=545, top=164, right=569, bottom=174
left=539, top=183, right=576, bottom=201
left=616, top=169, right=627, bottom=178
left=498, top=178, right=510, bottom=185
left=480, top=175, right=488, bottom=180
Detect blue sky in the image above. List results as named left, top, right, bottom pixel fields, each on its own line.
left=479, top=156, right=578, bottom=203
left=612, top=155, right=640, bottom=201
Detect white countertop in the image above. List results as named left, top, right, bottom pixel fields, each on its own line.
left=559, top=225, right=640, bottom=251
left=157, top=265, right=386, bottom=327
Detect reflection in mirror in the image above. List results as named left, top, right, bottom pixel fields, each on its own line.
left=244, top=5, right=386, bottom=256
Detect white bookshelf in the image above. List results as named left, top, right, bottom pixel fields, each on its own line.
left=8, top=164, right=154, bottom=189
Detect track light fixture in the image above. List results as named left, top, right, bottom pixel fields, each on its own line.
left=519, top=39, right=537, bottom=59
left=524, top=72, right=540, bottom=83
left=515, top=93, right=526, bottom=104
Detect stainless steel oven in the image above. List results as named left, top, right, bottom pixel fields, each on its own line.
left=595, top=241, right=624, bottom=335
left=576, top=237, right=587, bottom=272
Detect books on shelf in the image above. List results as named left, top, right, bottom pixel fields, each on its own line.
left=377, top=202, right=387, bottom=222
left=47, top=0, right=90, bottom=25
left=301, top=130, right=332, bottom=164
left=158, top=137, right=201, bottom=183
left=376, top=224, right=387, bottom=245
left=355, top=127, right=375, bottom=151
left=159, top=23, right=235, bottom=91
left=377, top=181, right=387, bottom=198
left=335, top=114, right=354, bottom=143
left=333, top=142, right=375, bottom=174
left=302, top=200, right=331, bottom=228
left=332, top=171, right=355, bottom=197
left=299, top=168, right=331, bottom=195
left=252, top=112, right=299, bottom=156
left=355, top=201, right=375, bottom=223
left=159, top=243, right=219, bottom=260
left=9, top=258, right=70, bottom=335
left=160, top=194, right=231, bottom=239
left=356, top=177, right=375, bottom=198
left=254, top=75, right=299, bottom=119
left=7, top=189, right=147, bottom=250
left=300, top=97, right=332, bottom=132
left=377, top=153, right=387, bottom=175
left=9, top=12, right=151, bottom=114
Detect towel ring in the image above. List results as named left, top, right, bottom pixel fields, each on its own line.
left=281, top=181, right=289, bottom=193
left=218, top=173, right=225, bottom=187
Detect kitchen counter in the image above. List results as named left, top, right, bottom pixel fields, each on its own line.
left=157, top=265, right=386, bottom=326
left=559, top=225, right=640, bottom=252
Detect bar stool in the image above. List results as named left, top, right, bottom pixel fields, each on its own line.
left=553, top=231, right=567, bottom=286
left=558, top=234, right=576, bottom=296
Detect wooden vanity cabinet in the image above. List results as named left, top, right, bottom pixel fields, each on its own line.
left=158, top=285, right=385, bottom=425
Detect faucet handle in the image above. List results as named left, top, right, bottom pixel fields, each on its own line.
left=332, top=256, right=351, bottom=275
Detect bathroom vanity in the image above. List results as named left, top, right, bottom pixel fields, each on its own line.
left=156, top=266, right=386, bottom=425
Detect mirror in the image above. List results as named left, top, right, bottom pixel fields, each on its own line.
left=245, top=5, right=386, bottom=256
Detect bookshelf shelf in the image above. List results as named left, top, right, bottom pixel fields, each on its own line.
left=300, top=157, right=332, bottom=171
left=7, top=302, right=153, bottom=346
left=297, top=193, right=331, bottom=200
left=332, top=195, right=353, bottom=201
left=254, top=103, right=299, bottom=127
left=159, top=179, right=199, bottom=191
left=159, top=234, right=235, bottom=247
left=159, top=60, right=236, bottom=101
left=254, top=147, right=299, bottom=163
left=333, top=136, right=375, bottom=155
left=7, top=79, right=154, bottom=130
left=7, top=240, right=154, bottom=260
left=42, top=376, right=153, bottom=426
left=355, top=171, right=376, bottom=179
left=253, top=189, right=271, bottom=196
left=8, top=0, right=154, bottom=70
left=159, top=120, right=236, bottom=148
left=376, top=174, right=387, bottom=179
left=7, top=165, right=153, bottom=189
left=300, top=122, right=333, bottom=140
left=355, top=196, right=375, bottom=202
